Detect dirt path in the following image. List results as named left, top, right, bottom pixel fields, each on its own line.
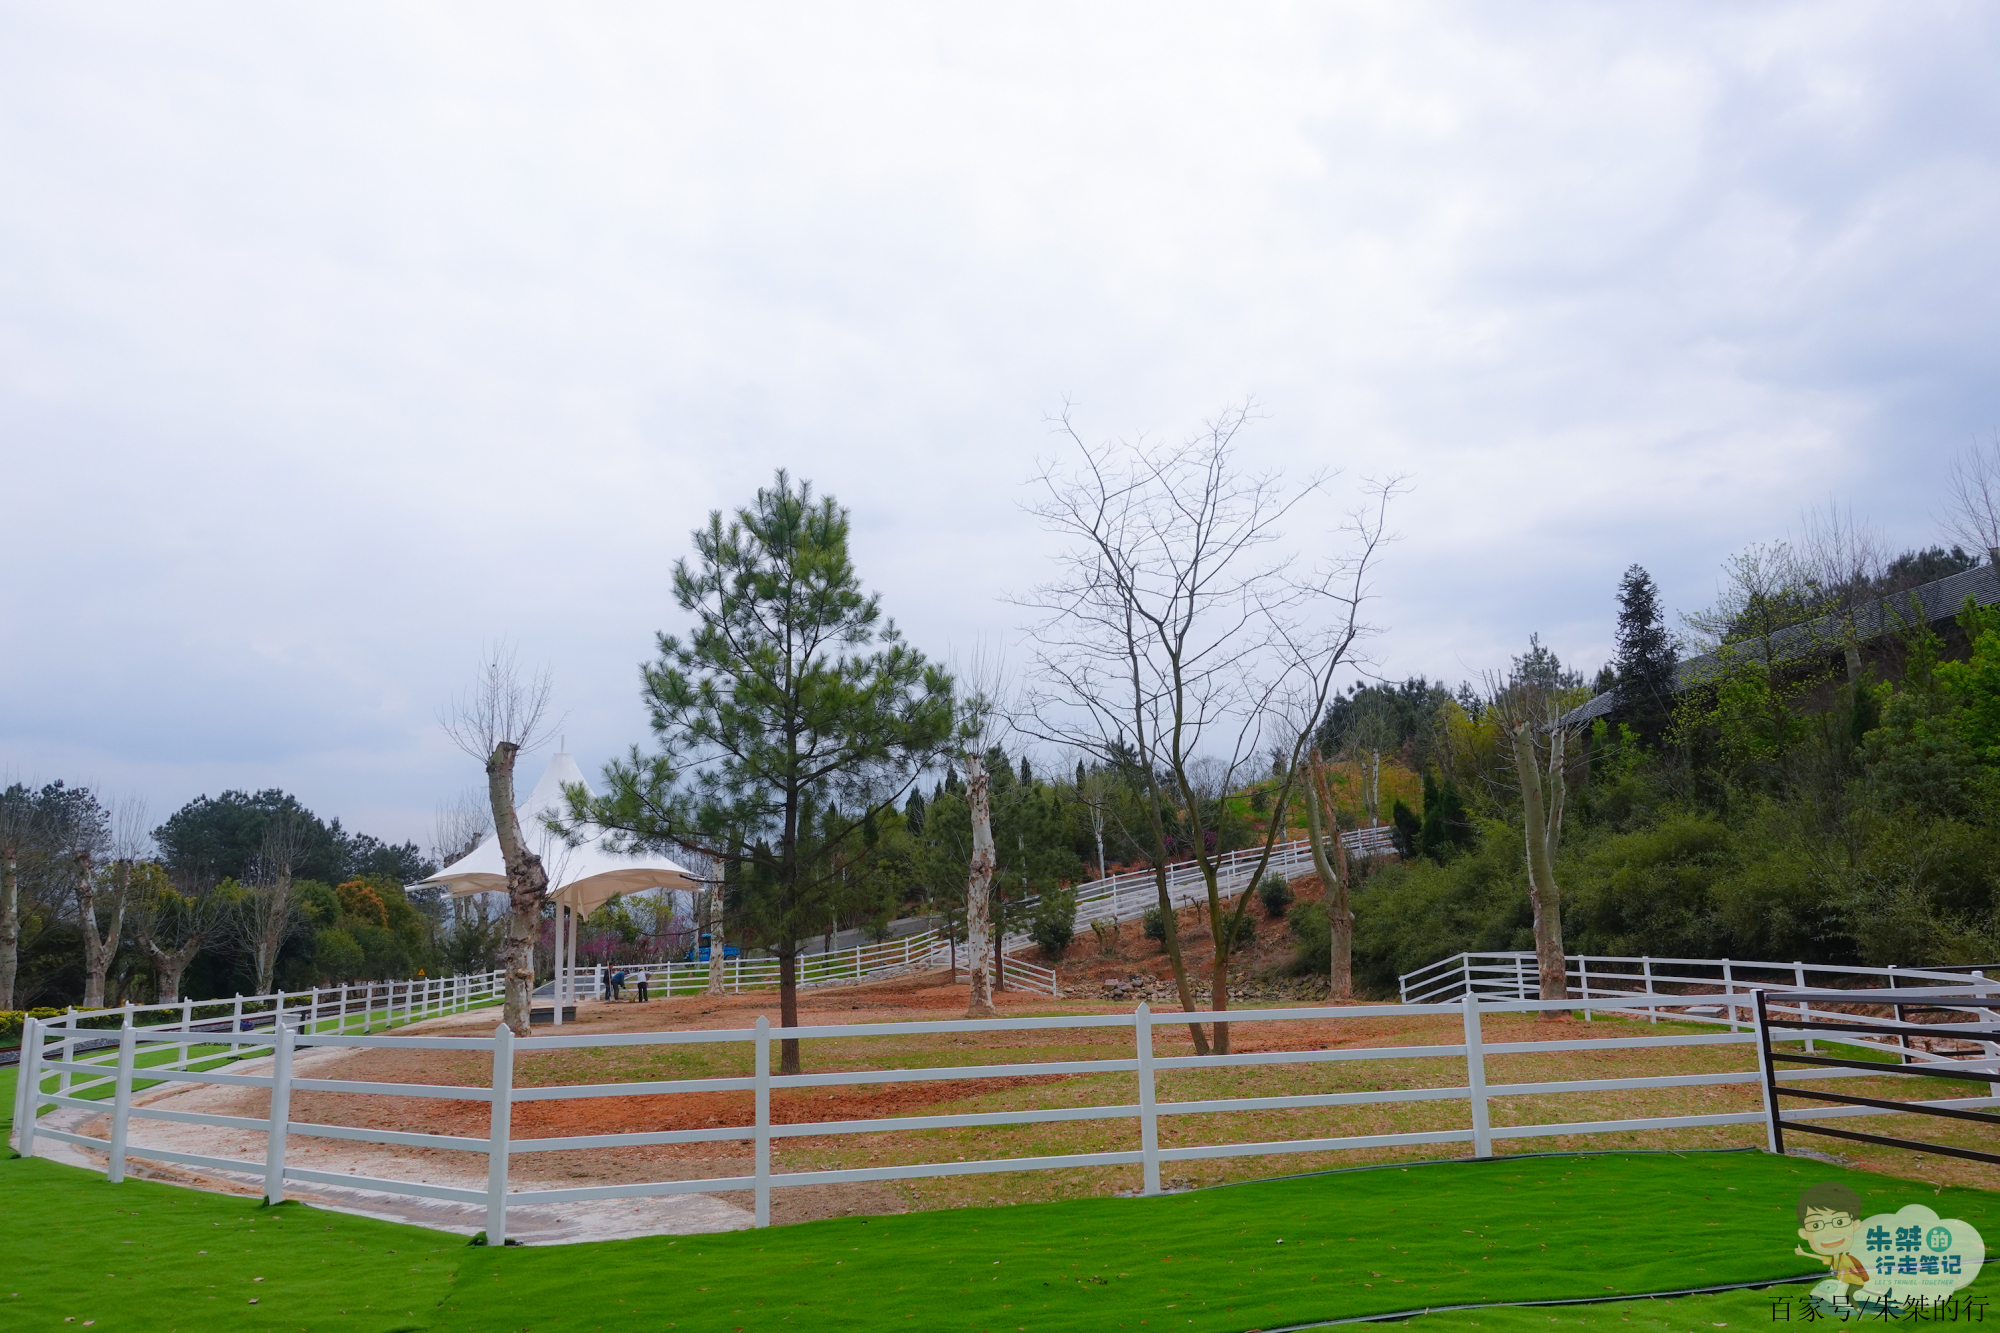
left=25, top=973, right=1085, bottom=1242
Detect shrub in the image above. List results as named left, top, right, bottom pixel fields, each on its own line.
left=0, top=1007, right=63, bottom=1043
left=1286, top=900, right=1330, bottom=975
left=313, top=926, right=366, bottom=984
left=1256, top=874, right=1294, bottom=919
left=1029, top=887, right=1078, bottom=959
left=1142, top=907, right=1168, bottom=944
left=1227, top=911, right=1256, bottom=947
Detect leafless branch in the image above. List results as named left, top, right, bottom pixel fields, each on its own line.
left=441, top=641, right=561, bottom=762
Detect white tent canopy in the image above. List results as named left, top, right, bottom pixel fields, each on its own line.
left=413, top=750, right=693, bottom=917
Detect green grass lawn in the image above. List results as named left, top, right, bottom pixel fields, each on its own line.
left=8, top=1083, right=1997, bottom=1333
left=431, top=1151, right=1995, bottom=1333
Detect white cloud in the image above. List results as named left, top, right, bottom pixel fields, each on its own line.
left=2, top=1, right=1995, bottom=840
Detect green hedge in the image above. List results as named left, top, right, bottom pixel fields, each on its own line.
left=0, top=1008, right=64, bottom=1043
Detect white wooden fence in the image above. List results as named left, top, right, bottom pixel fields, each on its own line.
left=9, top=969, right=506, bottom=1086
left=1055, top=832, right=1389, bottom=933
left=15, top=978, right=1996, bottom=1245
left=550, top=927, right=1062, bottom=1006
left=543, top=834, right=1361, bottom=1010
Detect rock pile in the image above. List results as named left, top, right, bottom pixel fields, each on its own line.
left=1094, top=975, right=1334, bottom=1004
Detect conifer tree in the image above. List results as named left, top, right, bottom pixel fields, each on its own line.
left=1612, top=564, right=1677, bottom=747
left=573, top=471, right=952, bottom=1073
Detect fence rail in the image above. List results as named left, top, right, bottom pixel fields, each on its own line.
left=1398, top=951, right=2000, bottom=1068
left=11, top=971, right=505, bottom=1113
left=17, top=976, right=1998, bottom=1246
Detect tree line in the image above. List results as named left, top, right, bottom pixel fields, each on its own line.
left=1298, top=474, right=2000, bottom=1002
left=0, top=783, right=450, bottom=1015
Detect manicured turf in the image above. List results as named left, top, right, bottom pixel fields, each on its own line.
left=431, top=1151, right=1998, bottom=1332
left=7, top=1072, right=1996, bottom=1333
left=1398, top=1280, right=1989, bottom=1333
left=0, top=1156, right=463, bottom=1332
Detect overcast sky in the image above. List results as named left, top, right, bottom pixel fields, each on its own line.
left=4, top=3, right=1996, bottom=850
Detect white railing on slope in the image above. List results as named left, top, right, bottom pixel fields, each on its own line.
left=552, top=930, right=951, bottom=1004
left=555, top=927, right=1066, bottom=1001
left=1058, top=831, right=1391, bottom=935
left=15, top=984, right=1996, bottom=1246
left=547, top=831, right=1388, bottom=1006
left=1399, top=952, right=2000, bottom=1065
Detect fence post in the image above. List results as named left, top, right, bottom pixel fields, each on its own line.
left=264, top=1019, right=296, bottom=1204
left=107, top=1011, right=137, bottom=1184
left=180, top=997, right=193, bottom=1066
left=233, top=992, right=243, bottom=1037
left=1722, top=959, right=1741, bottom=1031
left=58, top=1011, right=74, bottom=1096
left=1513, top=954, right=1527, bottom=1002
left=754, top=1016, right=771, bottom=1228
left=1578, top=956, right=1592, bottom=1023
left=1794, top=962, right=1813, bottom=1054
left=1753, top=990, right=1783, bottom=1156
left=485, top=1024, right=514, bottom=1245
left=1889, top=966, right=1910, bottom=1065
left=1641, top=957, right=1656, bottom=1024
left=1135, top=1002, right=1161, bottom=1195
left=15, top=1016, right=40, bottom=1158
left=1461, top=995, right=1491, bottom=1158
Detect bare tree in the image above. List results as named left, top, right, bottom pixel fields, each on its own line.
left=1942, top=436, right=2000, bottom=562
left=664, top=847, right=725, bottom=993
left=1487, top=667, right=1583, bottom=1012
left=1077, top=765, right=1115, bottom=883
left=238, top=816, right=305, bottom=996
left=1336, top=697, right=1397, bottom=825
left=1792, top=502, right=1888, bottom=682
left=0, top=780, right=42, bottom=1010
left=1017, top=404, right=1393, bottom=1053
left=431, top=789, right=492, bottom=932
left=442, top=644, right=558, bottom=1035
left=65, top=796, right=143, bottom=1010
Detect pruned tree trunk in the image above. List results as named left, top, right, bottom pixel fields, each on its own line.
left=487, top=740, right=550, bottom=1037
left=705, top=888, right=726, bottom=995
left=963, top=751, right=998, bottom=1018
left=0, top=842, right=19, bottom=1011
left=1507, top=719, right=1569, bottom=1012
left=1304, top=752, right=1353, bottom=1001
left=142, top=936, right=204, bottom=1004
left=249, top=876, right=294, bottom=995
left=76, top=853, right=127, bottom=1011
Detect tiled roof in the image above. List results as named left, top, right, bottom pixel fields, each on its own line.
left=1558, top=560, right=2000, bottom=728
